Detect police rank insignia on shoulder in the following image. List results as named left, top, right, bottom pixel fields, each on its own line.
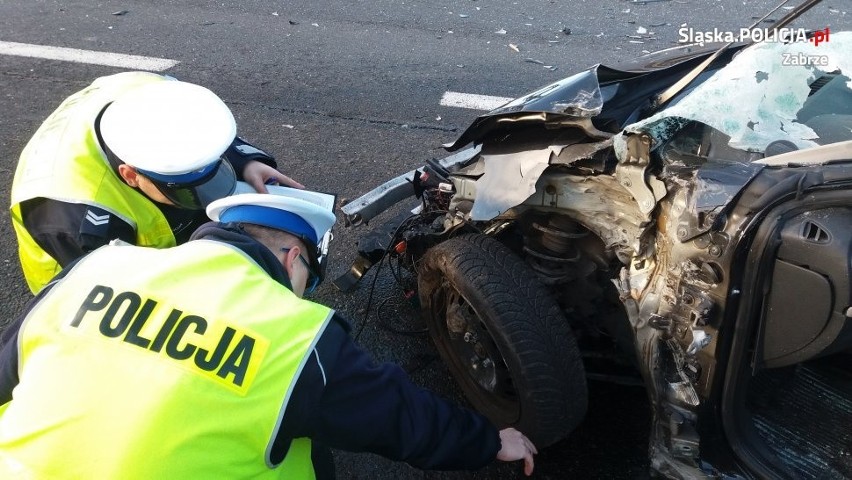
left=80, top=206, right=112, bottom=237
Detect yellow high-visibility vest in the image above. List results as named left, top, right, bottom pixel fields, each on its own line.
left=0, top=240, right=332, bottom=479
left=11, top=72, right=177, bottom=294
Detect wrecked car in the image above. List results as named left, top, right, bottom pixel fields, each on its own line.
left=337, top=5, right=852, bottom=479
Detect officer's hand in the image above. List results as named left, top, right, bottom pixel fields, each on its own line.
left=242, top=160, right=305, bottom=193
left=496, top=428, right=538, bottom=476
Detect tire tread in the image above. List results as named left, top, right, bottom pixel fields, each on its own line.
left=419, top=233, right=588, bottom=446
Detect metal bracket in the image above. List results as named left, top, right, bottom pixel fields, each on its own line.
left=668, top=410, right=701, bottom=460
left=616, top=134, right=667, bottom=218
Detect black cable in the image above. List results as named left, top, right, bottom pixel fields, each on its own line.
left=352, top=254, right=386, bottom=343
left=352, top=198, right=469, bottom=343
left=352, top=213, right=419, bottom=343
left=387, top=251, right=406, bottom=289
left=376, top=296, right=429, bottom=337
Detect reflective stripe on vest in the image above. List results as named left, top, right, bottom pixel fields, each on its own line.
left=0, top=241, right=331, bottom=479
left=11, top=72, right=177, bottom=294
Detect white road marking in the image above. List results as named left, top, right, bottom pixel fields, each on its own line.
left=440, top=91, right=514, bottom=111
left=0, top=41, right=179, bottom=71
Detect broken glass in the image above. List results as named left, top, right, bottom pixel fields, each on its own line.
left=618, top=32, right=852, bottom=156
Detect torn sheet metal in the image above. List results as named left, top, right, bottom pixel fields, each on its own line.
left=489, top=67, right=604, bottom=117
left=675, top=161, right=765, bottom=240
left=469, top=147, right=560, bottom=220
left=445, top=67, right=620, bottom=151
left=615, top=32, right=852, bottom=158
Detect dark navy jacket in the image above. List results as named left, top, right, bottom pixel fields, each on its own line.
left=0, top=223, right=501, bottom=478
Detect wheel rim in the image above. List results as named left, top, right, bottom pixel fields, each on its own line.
left=431, top=281, right=521, bottom=419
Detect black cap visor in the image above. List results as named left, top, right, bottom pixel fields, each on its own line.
left=145, top=159, right=237, bottom=210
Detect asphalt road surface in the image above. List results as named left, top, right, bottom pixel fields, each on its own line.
left=1, top=1, right=849, bottom=478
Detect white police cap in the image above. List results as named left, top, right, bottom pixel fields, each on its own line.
left=206, top=193, right=336, bottom=247
left=99, top=80, right=237, bottom=175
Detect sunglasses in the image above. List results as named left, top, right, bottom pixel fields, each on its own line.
left=281, top=247, right=320, bottom=295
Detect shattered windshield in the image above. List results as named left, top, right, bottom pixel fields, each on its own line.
left=620, top=31, right=852, bottom=158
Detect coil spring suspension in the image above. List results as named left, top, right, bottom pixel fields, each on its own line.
left=523, top=216, right=593, bottom=284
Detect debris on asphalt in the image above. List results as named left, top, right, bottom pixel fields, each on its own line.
left=459, top=14, right=469, bottom=18
left=495, top=28, right=507, bottom=34
left=521, top=58, right=559, bottom=71
left=509, top=43, right=520, bottom=52
left=272, top=11, right=279, bottom=16
left=650, top=22, right=667, bottom=27
left=628, top=25, right=657, bottom=44
left=282, top=124, right=295, bottom=129
left=596, top=32, right=605, bottom=37
left=289, top=20, right=299, bottom=25
left=436, top=116, right=442, bottom=121
left=111, top=10, right=128, bottom=16
left=561, top=27, right=572, bottom=35
left=311, top=23, right=319, bottom=27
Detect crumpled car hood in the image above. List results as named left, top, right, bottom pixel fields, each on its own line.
left=467, top=34, right=852, bottom=222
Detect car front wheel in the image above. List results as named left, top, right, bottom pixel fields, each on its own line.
left=418, top=233, right=588, bottom=447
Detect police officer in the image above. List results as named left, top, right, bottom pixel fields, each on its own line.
left=10, top=71, right=302, bottom=294
left=0, top=192, right=538, bottom=479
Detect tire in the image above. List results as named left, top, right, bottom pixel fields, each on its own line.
left=418, top=233, right=588, bottom=447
